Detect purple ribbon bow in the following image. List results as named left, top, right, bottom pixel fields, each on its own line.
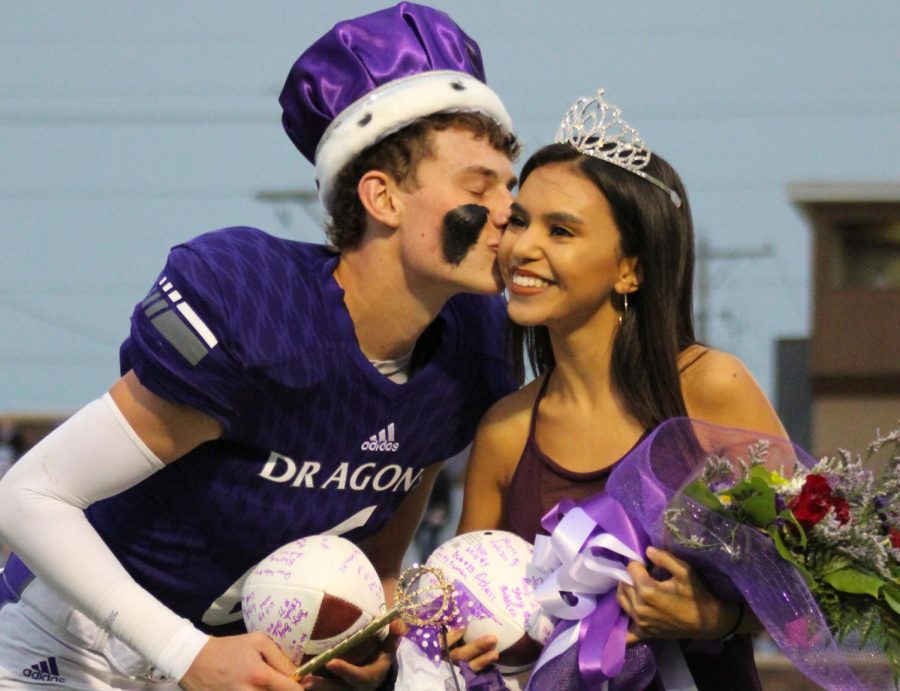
left=526, top=495, right=650, bottom=690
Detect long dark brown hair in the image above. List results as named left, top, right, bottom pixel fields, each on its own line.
left=510, top=143, right=697, bottom=429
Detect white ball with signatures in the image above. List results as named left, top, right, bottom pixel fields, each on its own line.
left=425, top=530, right=554, bottom=673
left=241, top=535, right=386, bottom=666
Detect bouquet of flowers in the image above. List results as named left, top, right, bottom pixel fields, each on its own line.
left=524, top=418, right=898, bottom=691
left=664, top=426, right=900, bottom=684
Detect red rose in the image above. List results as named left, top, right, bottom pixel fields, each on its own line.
left=890, top=528, right=900, bottom=549
left=832, top=496, right=850, bottom=525
left=789, top=474, right=834, bottom=530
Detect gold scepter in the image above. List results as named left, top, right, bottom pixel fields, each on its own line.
left=292, top=563, right=457, bottom=680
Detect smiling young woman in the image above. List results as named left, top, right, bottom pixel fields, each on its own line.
left=502, top=162, right=637, bottom=333
left=456, top=89, right=788, bottom=691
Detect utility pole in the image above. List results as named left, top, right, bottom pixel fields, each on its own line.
left=254, top=189, right=321, bottom=228
left=695, top=237, right=775, bottom=343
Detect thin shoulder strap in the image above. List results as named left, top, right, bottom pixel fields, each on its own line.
left=679, top=346, right=711, bottom=373
left=528, top=370, right=554, bottom=439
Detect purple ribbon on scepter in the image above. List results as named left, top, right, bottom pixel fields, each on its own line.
left=405, top=578, right=500, bottom=664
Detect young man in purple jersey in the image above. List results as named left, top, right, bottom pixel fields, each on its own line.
left=0, top=4, right=519, bottom=690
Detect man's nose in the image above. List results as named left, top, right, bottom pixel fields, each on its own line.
left=491, top=189, right=514, bottom=227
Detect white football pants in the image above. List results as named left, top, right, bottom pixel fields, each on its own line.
left=0, top=577, right=177, bottom=690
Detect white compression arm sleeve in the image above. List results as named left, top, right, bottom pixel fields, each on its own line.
left=0, top=394, right=209, bottom=681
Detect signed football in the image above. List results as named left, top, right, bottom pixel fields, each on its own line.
left=425, top=530, right=554, bottom=672
left=241, top=535, right=385, bottom=665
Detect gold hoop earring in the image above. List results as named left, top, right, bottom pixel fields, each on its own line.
left=618, top=292, right=628, bottom=325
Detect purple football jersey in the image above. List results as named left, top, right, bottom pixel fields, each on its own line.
left=83, top=227, right=516, bottom=634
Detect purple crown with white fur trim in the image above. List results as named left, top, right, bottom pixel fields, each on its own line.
left=279, top=2, right=512, bottom=212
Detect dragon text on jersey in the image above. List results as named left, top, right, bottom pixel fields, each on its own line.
left=259, top=451, right=424, bottom=492
left=361, top=423, right=399, bottom=452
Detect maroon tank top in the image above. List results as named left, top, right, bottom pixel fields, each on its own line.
left=504, top=373, right=643, bottom=543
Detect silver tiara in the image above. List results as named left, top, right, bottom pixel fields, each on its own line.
left=555, top=89, right=682, bottom=208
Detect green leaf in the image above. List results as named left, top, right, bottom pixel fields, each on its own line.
left=728, top=473, right=776, bottom=515
left=683, top=481, right=723, bottom=512
left=778, top=509, right=807, bottom=549
left=822, top=568, right=884, bottom=598
left=726, top=480, right=754, bottom=501
left=748, top=464, right=774, bottom=484
left=768, top=526, right=814, bottom=584
left=742, top=486, right=777, bottom=526
left=768, top=525, right=797, bottom=563
left=884, top=583, right=900, bottom=615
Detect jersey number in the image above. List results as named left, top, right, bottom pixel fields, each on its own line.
left=200, top=505, right=377, bottom=626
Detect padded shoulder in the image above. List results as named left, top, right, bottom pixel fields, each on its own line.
left=121, top=227, right=339, bottom=430
left=175, top=227, right=341, bottom=362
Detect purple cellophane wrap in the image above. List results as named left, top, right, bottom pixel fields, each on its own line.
left=405, top=578, right=499, bottom=664
left=280, top=2, right=487, bottom=163
left=459, top=660, right=510, bottom=691
left=526, top=417, right=892, bottom=691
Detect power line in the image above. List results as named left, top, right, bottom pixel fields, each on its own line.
left=695, top=238, right=775, bottom=343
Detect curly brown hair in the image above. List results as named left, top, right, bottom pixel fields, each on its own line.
left=326, top=112, right=520, bottom=250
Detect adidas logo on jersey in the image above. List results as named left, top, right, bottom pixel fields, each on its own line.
left=360, top=423, right=399, bottom=452
left=22, top=656, right=66, bottom=684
